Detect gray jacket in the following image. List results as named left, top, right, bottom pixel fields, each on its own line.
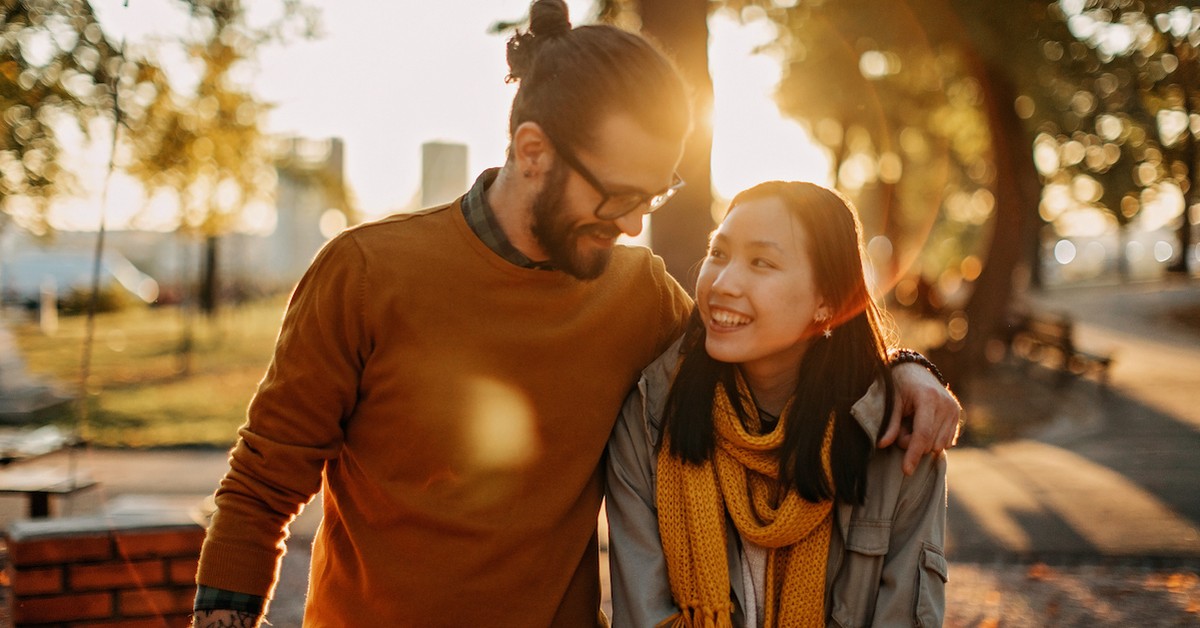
left=605, top=339, right=948, bottom=627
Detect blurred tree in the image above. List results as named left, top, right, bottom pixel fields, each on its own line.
left=124, top=0, right=318, bottom=318
left=0, top=0, right=126, bottom=236
left=766, top=0, right=995, bottom=290
left=1048, top=1, right=1199, bottom=275
left=589, top=1, right=1197, bottom=384
left=736, top=0, right=1048, bottom=387
left=1, top=1, right=321, bottom=316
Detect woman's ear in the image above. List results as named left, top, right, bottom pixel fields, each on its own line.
left=813, top=299, right=832, bottom=324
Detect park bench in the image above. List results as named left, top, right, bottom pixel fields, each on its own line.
left=0, top=426, right=96, bottom=518
left=1002, top=310, right=1114, bottom=386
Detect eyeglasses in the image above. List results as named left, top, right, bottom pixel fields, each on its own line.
left=542, top=130, right=685, bottom=221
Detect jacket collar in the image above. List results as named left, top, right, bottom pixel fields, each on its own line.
left=640, top=338, right=887, bottom=444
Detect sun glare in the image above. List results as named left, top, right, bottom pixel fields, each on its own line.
left=45, top=2, right=831, bottom=235
left=709, top=10, right=832, bottom=209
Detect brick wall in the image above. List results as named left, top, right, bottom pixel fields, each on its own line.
left=3, top=511, right=204, bottom=627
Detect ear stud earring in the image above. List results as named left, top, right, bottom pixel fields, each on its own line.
left=815, top=312, right=832, bottom=338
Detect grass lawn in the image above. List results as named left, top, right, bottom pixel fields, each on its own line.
left=8, top=297, right=288, bottom=447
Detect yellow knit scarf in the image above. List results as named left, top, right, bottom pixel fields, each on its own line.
left=656, top=372, right=834, bottom=628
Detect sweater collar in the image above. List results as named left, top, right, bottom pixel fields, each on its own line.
left=461, top=168, right=556, bottom=271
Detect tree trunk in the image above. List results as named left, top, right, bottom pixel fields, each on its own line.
left=933, top=58, right=1041, bottom=390
left=1167, top=36, right=1197, bottom=275
left=199, top=234, right=219, bottom=317
left=1166, top=132, right=1194, bottom=275
left=636, top=0, right=714, bottom=289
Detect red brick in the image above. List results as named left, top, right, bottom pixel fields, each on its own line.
left=117, top=586, right=196, bottom=617
left=12, top=591, right=113, bottom=623
left=113, top=528, right=205, bottom=560
left=9, top=534, right=113, bottom=566
left=168, top=557, right=199, bottom=585
left=12, top=564, right=64, bottom=595
left=74, top=614, right=193, bottom=628
left=70, top=558, right=166, bottom=591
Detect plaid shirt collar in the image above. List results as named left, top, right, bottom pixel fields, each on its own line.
left=461, top=168, right=555, bottom=271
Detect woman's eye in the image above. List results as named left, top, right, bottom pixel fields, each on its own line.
left=752, top=258, right=777, bottom=269
left=707, top=248, right=726, bottom=260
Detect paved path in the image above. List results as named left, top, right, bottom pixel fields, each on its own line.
left=947, top=279, right=1200, bottom=563
left=3, top=279, right=1198, bottom=625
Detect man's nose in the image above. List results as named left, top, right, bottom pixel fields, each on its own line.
left=613, top=211, right=645, bottom=238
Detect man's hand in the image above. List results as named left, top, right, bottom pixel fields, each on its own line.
left=192, top=610, right=261, bottom=628
left=878, top=362, right=962, bottom=475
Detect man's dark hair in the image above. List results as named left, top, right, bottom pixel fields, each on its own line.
left=505, top=0, right=691, bottom=154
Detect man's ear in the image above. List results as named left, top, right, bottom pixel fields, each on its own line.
left=511, top=121, right=553, bottom=179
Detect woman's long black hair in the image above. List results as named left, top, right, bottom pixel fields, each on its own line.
left=661, top=181, right=896, bottom=505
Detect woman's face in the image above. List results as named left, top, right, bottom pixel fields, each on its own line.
left=696, top=196, right=827, bottom=380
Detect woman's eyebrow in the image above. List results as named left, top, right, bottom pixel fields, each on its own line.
left=746, top=239, right=785, bottom=253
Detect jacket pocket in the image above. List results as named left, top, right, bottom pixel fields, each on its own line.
left=915, top=542, right=948, bottom=627
left=828, top=520, right=891, bottom=628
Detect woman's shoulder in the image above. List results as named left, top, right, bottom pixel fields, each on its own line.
left=859, top=445, right=947, bottom=521
left=616, top=336, right=685, bottom=445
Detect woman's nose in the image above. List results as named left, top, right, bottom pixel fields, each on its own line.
left=711, top=264, right=742, bottom=295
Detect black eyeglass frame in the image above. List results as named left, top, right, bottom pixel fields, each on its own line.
left=541, top=129, right=685, bottom=221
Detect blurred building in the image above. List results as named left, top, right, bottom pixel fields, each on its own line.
left=421, top=141, right=468, bottom=208
left=0, top=136, right=353, bottom=305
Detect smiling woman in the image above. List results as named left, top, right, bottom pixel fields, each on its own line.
left=606, top=181, right=949, bottom=627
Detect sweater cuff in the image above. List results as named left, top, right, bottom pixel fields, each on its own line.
left=196, top=535, right=284, bottom=600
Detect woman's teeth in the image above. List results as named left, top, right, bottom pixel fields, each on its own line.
left=711, top=310, right=750, bottom=327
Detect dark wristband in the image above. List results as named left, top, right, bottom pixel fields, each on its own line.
left=194, top=584, right=266, bottom=615
left=888, top=348, right=949, bottom=388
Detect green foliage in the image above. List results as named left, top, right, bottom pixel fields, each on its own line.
left=741, top=0, right=1199, bottom=284
left=12, top=295, right=287, bottom=447
left=1, top=0, right=321, bottom=237
left=0, top=0, right=125, bottom=233
left=56, top=282, right=139, bottom=315
left=1034, top=0, right=1198, bottom=256
left=123, top=0, right=318, bottom=236
left=759, top=0, right=1001, bottom=285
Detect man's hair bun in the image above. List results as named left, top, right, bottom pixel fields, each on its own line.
left=529, top=0, right=571, bottom=37
left=506, top=0, right=572, bottom=82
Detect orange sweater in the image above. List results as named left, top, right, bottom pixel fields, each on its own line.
left=197, top=201, right=692, bottom=626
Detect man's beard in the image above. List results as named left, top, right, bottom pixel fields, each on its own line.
left=530, top=162, right=622, bottom=280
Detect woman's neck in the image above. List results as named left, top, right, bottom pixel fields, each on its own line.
left=739, top=346, right=808, bottom=417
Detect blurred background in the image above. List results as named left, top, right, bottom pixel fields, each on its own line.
left=1, top=1, right=1198, bottom=625
left=2, top=0, right=1192, bottom=444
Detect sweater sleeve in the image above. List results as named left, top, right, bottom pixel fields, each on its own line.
left=652, top=253, right=694, bottom=356
left=605, top=377, right=679, bottom=627
left=197, top=232, right=370, bottom=597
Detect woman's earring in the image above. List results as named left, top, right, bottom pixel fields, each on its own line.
left=815, top=312, right=832, bottom=338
